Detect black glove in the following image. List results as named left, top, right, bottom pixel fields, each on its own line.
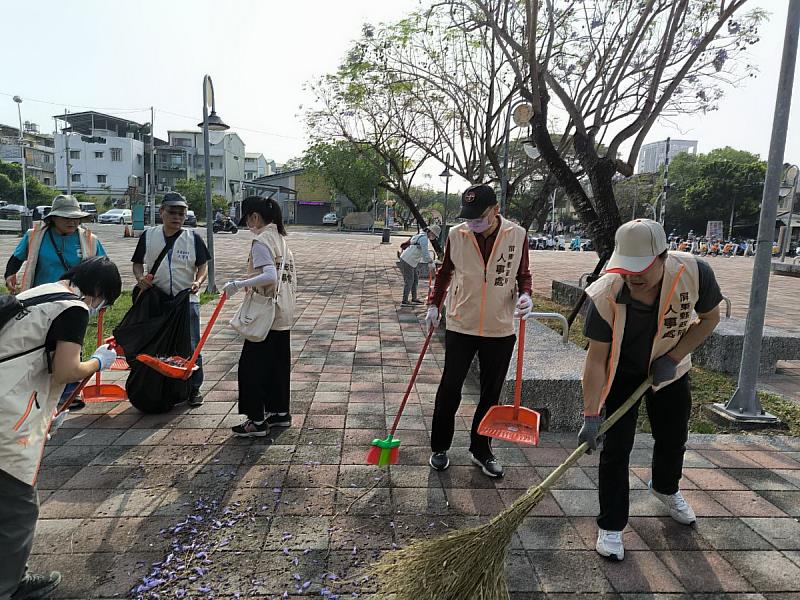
left=651, top=354, right=679, bottom=386
left=578, top=415, right=603, bottom=454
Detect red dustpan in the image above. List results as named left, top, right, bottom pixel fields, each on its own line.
left=137, top=292, right=227, bottom=380
left=477, top=316, right=540, bottom=445
left=82, top=309, right=127, bottom=403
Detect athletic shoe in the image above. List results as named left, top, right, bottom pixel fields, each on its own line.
left=470, top=452, right=504, bottom=478
left=648, top=480, right=696, bottom=525
left=188, top=389, right=204, bottom=407
left=411, top=299, right=424, bottom=304
left=595, top=528, right=624, bottom=561
left=231, top=419, right=269, bottom=438
left=69, top=397, right=86, bottom=411
left=11, top=571, right=62, bottom=599
left=429, top=451, right=450, bottom=471
left=266, top=413, right=292, bottom=427
left=400, top=300, right=413, bottom=306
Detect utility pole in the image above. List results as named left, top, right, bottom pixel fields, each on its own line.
left=150, top=106, right=156, bottom=225
left=64, top=110, right=72, bottom=195
left=13, top=97, right=28, bottom=211
left=710, top=0, right=800, bottom=427
left=660, top=137, right=670, bottom=225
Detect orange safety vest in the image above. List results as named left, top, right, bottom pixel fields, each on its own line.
left=19, top=222, right=98, bottom=292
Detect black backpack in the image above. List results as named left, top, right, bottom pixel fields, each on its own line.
left=0, top=292, right=78, bottom=332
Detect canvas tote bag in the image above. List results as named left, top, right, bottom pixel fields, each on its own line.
left=229, top=239, right=287, bottom=342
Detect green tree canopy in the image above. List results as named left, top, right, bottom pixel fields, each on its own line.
left=172, top=177, right=227, bottom=219
left=0, top=160, right=59, bottom=205
left=302, top=141, right=384, bottom=211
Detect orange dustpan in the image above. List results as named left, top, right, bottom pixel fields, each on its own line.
left=477, top=316, right=540, bottom=445
left=137, top=292, right=227, bottom=380
left=82, top=309, right=127, bottom=403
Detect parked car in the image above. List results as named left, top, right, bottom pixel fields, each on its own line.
left=322, top=212, right=338, bottom=226
left=79, top=202, right=98, bottom=222
left=0, top=204, right=27, bottom=219
left=185, top=210, right=197, bottom=227
left=98, top=208, right=132, bottom=224
left=33, top=205, right=52, bottom=220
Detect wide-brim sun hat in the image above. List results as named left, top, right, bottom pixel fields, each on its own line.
left=605, top=219, right=668, bottom=275
left=45, top=195, right=89, bottom=221
left=427, top=224, right=441, bottom=237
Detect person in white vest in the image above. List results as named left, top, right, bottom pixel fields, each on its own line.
left=4, top=195, right=107, bottom=413
left=223, top=196, right=296, bottom=437
left=579, top=219, right=723, bottom=562
left=398, top=225, right=440, bottom=306
left=425, top=184, right=533, bottom=478
left=131, top=192, right=211, bottom=407
left=0, top=256, right=121, bottom=600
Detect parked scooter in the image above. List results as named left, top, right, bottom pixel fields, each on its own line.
left=213, top=215, right=238, bottom=234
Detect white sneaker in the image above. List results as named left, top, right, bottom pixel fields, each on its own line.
left=595, top=528, right=624, bottom=561
left=648, top=480, right=696, bottom=525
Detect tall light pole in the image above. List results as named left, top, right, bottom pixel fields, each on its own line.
left=439, top=152, right=452, bottom=226
left=198, top=75, right=229, bottom=293
left=710, top=0, right=800, bottom=427
left=12, top=96, right=28, bottom=212
left=779, top=164, right=799, bottom=261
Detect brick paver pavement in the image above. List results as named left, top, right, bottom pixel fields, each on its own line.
left=5, top=228, right=800, bottom=598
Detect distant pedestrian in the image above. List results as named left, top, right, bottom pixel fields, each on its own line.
left=131, top=192, right=211, bottom=407
left=399, top=225, right=440, bottom=306
left=426, top=184, right=533, bottom=479
left=224, top=196, right=297, bottom=437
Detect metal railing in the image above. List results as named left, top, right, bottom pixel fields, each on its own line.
left=524, top=311, right=570, bottom=344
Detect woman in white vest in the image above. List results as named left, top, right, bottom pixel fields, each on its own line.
left=398, top=225, right=439, bottom=306
left=0, top=256, right=121, bottom=600
left=223, top=197, right=296, bottom=438
left=425, top=184, right=533, bottom=478
left=131, top=193, right=211, bottom=407
left=579, top=219, right=722, bottom=561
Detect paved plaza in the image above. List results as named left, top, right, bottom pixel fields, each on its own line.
left=3, top=227, right=800, bottom=598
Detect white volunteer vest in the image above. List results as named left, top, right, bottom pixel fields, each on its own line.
left=145, top=227, right=199, bottom=303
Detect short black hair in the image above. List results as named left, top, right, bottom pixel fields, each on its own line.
left=61, top=256, right=122, bottom=305
left=241, top=195, right=287, bottom=236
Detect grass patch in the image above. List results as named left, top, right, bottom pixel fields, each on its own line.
left=535, top=293, right=800, bottom=436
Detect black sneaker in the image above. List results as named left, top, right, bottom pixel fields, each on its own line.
left=12, top=571, right=62, bottom=600
left=231, top=419, right=269, bottom=438
left=429, top=451, right=450, bottom=471
left=411, top=299, right=424, bottom=304
left=400, top=300, right=413, bottom=306
left=69, top=397, right=86, bottom=411
left=188, top=389, right=204, bottom=407
left=470, top=452, right=504, bottom=478
left=266, top=413, right=291, bottom=427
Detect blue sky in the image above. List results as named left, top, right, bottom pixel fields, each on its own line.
left=0, top=0, right=797, bottom=188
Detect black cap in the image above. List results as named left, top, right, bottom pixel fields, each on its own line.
left=162, top=192, right=188, bottom=208
left=239, top=196, right=269, bottom=227
left=457, top=184, right=497, bottom=219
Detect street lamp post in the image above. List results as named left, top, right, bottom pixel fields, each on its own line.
left=780, top=164, right=799, bottom=261
left=198, top=75, right=229, bottom=293
left=12, top=96, right=28, bottom=212
left=439, top=153, right=452, bottom=225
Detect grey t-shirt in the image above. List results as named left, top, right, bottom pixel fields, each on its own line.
left=251, top=241, right=275, bottom=270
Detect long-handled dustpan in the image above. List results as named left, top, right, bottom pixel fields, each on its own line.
left=137, top=292, right=228, bottom=380
left=477, top=315, right=541, bottom=445
left=367, top=324, right=436, bottom=466
left=82, top=309, right=128, bottom=403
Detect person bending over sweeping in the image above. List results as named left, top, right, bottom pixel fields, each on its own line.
left=131, top=192, right=211, bottom=408
left=579, top=219, right=722, bottom=561
left=0, top=256, right=121, bottom=600
left=426, top=184, right=533, bottom=478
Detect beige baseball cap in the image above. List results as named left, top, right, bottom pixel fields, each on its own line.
left=606, top=219, right=668, bottom=275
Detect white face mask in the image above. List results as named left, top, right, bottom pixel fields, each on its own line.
left=87, top=300, right=106, bottom=317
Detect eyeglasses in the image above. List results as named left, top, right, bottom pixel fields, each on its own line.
left=165, top=209, right=187, bottom=217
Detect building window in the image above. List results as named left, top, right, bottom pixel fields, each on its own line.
left=111, top=148, right=122, bottom=161
left=43, top=155, right=51, bottom=164
left=43, top=177, right=51, bottom=185
left=137, top=154, right=142, bottom=165
left=97, top=174, right=107, bottom=184
left=94, top=151, right=104, bottom=159
left=71, top=173, right=81, bottom=183
left=69, top=150, right=80, bottom=160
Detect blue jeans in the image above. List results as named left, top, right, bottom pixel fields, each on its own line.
left=57, top=382, right=79, bottom=409
left=189, top=302, right=203, bottom=390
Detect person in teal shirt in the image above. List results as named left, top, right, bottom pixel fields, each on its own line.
left=5, top=196, right=106, bottom=292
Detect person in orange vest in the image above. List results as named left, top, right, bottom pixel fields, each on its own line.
left=4, top=195, right=106, bottom=412
left=426, top=184, right=533, bottom=478
left=579, top=219, right=723, bottom=561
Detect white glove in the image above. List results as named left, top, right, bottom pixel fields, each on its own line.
left=222, top=281, right=241, bottom=297
left=91, top=344, right=117, bottom=371
left=425, top=305, right=441, bottom=330
left=515, top=293, right=533, bottom=318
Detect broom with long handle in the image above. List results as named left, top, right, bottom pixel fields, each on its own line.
left=366, top=378, right=652, bottom=600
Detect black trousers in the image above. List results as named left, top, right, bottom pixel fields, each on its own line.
left=238, top=329, right=291, bottom=421
left=0, top=469, right=38, bottom=599
left=431, top=329, right=516, bottom=458
left=597, top=373, right=692, bottom=531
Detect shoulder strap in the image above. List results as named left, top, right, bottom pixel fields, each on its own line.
left=47, top=228, right=73, bottom=273
left=149, top=238, right=172, bottom=276
left=275, top=238, right=288, bottom=296
left=20, top=292, right=80, bottom=308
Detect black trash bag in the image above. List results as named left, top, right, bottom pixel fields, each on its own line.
left=114, top=288, right=193, bottom=413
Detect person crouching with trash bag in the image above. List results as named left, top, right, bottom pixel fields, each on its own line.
left=0, top=256, right=121, bottom=599
left=224, top=196, right=296, bottom=438
left=579, top=219, right=723, bottom=562
left=426, top=184, right=533, bottom=478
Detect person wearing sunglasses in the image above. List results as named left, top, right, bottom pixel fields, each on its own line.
left=131, top=192, right=211, bottom=407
